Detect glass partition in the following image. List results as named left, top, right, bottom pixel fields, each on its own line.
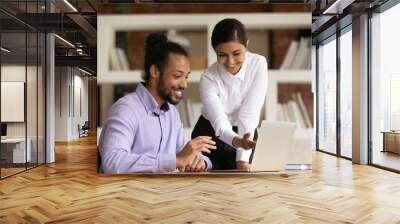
left=0, top=1, right=46, bottom=179
left=339, top=28, right=352, bottom=158
left=317, top=36, right=337, bottom=154
left=1, top=30, right=28, bottom=177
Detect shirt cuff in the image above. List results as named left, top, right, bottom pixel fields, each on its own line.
left=201, top=155, right=213, bottom=171
left=236, top=148, right=252, bottom=162
left=158, top=153, right=177, bottom=172
left=220, top=129, right=239, bottom=147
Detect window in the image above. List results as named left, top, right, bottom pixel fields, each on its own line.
left=370, top=2, right=400, bottom=171
left=317, top=36, right=337, bottom=154
left=339, top=28, right=352, bottom=158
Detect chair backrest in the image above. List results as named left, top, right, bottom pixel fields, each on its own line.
left=82, top=121, right=90, bottom=129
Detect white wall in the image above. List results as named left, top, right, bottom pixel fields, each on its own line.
left=1, top=65, right=32, bottom=137
left=55, top=67, right=89, bottom=141
left=1, top=64, right=46, bottom=164
left=72, top=73, right=89, bottom=138
left=55, top=67, right=69, bottom=141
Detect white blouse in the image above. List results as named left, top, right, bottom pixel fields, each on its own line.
left=199, top=51, right=268, bottom=162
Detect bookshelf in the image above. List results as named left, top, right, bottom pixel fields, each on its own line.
left=97, top=13, right=311, bottom=83
left=98, top=70, right=203, bottom=84
left=97, top=13, right=312, bottom=134
left=266, top=70, right=312, bottom=122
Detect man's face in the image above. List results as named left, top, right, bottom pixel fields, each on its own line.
left=157, top=53, right=190, bottom=105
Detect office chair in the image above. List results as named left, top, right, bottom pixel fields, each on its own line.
left=79, top=121, right=90, bottom=138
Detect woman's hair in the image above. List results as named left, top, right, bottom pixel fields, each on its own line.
left=143, top=33, right=188, bottom=82
left=211, top=18, right=248, bottom=49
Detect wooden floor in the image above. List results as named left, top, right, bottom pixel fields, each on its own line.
left=1, top=167, right=26, bottom=178
left=1, top=135, right=400, bottom=223
left=372, top=150, right=400, bottom=171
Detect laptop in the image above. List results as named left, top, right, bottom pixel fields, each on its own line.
left=211, top=121, right=296, bottom=173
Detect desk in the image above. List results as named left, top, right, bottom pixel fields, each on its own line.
left=381, top=131, right=400, bottom=154
left=1, top=138, right=31, bottom=163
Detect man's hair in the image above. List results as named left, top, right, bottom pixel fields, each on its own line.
left=143, top=33, right=189, bottom=82
left=211, top=18, right=248, bottom=49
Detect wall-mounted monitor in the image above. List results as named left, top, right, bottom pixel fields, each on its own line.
left=1, top=123, right=7, bottom=137
left=1, top=81, right=25, bottom=122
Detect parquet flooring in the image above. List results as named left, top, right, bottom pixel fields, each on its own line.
left=1, top=167, right=26, bottom=178
left=1, top=134, right=400, bottom=223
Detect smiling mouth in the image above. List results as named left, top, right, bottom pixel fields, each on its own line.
left=173, top=90, right=183, bottom=98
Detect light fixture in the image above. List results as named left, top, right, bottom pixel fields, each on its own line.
left=322, top=0, right=354, bottom=15
left=1, top=47, right=11, bottom=53
left=77, top=67, right=93, bottom=76
left=54, top=34, right=75, bottom=48
left=63, top=0, right=78, bottom=12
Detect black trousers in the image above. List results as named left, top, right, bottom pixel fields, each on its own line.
left=191, top=116, right=257, bottom=170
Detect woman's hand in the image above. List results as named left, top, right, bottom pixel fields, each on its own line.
left=232, top=132, right=256, bottom=149
left=236, top=161, right=251, bottom=170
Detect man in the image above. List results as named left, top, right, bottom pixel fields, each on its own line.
left=99, top=33, right=216, bottom=173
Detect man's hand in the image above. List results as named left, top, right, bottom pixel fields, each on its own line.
left=232, top=132, right=256, bottom=149
left=176, top=136, right=215, bottom=170
left=236, top=161, right=251, bottom=171
left=182, top=154, right=206, bottom=172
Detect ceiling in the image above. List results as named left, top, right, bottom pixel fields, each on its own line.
left=311, top=0, right=390, bottom=40
left=1, top=0, right=314, bottom=75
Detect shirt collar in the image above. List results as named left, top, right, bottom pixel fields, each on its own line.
left=235, top=52, right=248, bottom=81
left=136, top=83, right=169, bottom=115
left=218, top=51, right=248, bottom=81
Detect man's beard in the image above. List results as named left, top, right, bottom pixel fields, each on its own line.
left=157, top=76, right=182, bottom=105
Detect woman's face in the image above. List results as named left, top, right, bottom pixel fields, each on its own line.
left=214, top=41, right=247, bottom=75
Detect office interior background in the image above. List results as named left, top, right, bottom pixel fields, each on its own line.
left=313, top=0, right=400, bottom=172
left=1, top=0, right=398, bottom=178
left=0, top=0, right=97, bottom=179
left=0, top=0, right=400, bottom=223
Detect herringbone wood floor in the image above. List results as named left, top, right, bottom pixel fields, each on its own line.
left=1, top=134, right=400, bottom=223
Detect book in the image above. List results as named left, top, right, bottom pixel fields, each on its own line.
left=115, top=48, right=130, bottom=71
left=280, top=40, right=299, bottom=70
left=286, top=100, right=296, bottom=123
left=291, top=37, right=309, bottom=69
left=109, top=47, right=120, bottom=70
left=295, top=92, right=312, bottom=128
left=276, top=103, right=284, bottom=121
left=289, top=99, right=306, bottom=128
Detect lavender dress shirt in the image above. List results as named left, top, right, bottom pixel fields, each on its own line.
left=99, top=83, right=212, bottom=173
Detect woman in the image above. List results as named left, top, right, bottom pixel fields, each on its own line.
left=191, top=18, right=268, bottom=170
